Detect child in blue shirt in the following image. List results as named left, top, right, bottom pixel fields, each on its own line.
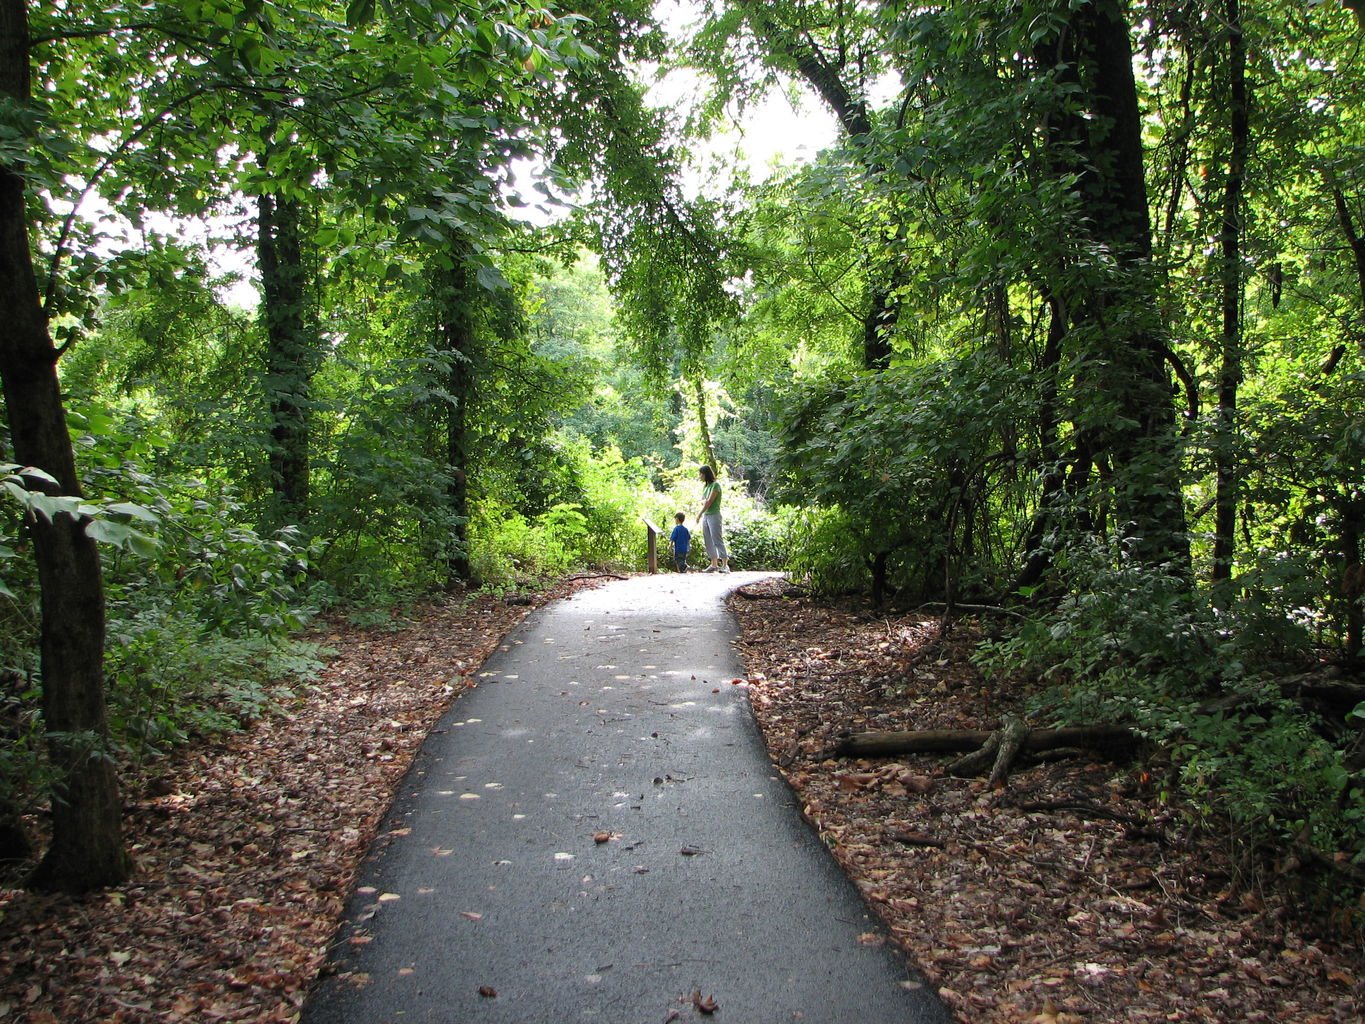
left=669, top=512, right=691, bottom=572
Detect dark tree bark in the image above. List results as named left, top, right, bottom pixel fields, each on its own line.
left=1334, top=188, right=1365, bottom=313
left=1016, top=295, right=1069, bottom=592
left=1337, top=494, right=1364, bottom=659
left=434, top=259, right=476, bottom=587
left=258, top=182, right=319, bottom=521
left=1037, top=0, right=1190, bottom=572
left=1213, top=0, right=1249, bottom=592
left=0, top=0, right=128, bottom=891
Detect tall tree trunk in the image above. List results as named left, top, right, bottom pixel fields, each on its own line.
left=1329, top=194, right=1365, bottom=655
left=1016, top=295, right=1068, bottom=592
left=1043, top=0, right=1190, bottom=572
left=0, top=0, right=127, bottom=891
left=258, top=185, right=318, bottom=521
left=1213, top=0, right=1249, bottom=592
left=1340, top=494, right=1365, bottom=660
left=1334, top=189, right=1365, bottom=311
left=435, top=259, right=476, bottom=587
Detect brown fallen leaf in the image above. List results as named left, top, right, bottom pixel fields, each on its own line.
left=897, top=772, right=935, bottom=793
left=691, top=990, right=719, bottom=1014
left=836, top=772, right=878, bottom=791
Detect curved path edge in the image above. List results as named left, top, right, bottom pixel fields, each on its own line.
left=302, top=572, right=952, bottom=1024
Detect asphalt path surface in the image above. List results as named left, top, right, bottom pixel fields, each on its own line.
left=302, top=572, right=951, bottom=1024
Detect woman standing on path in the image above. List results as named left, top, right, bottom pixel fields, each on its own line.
left=696, top=465, right=730, bottom=573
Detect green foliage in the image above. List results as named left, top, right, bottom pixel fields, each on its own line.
left=1166, top=699, right=1359, bottom=862
left=782, top=505, right=872, bottom=596
left=307, top=343, right=467, bottom=604
left=0, top=405, right=324, bottom=809
left=0, top=462, right=160, bottom=567
left=775, top=354, right=1032, bottom=601
left=717, top=500, right=787, bottom=571
left=105, top=610, right=325, bottom=756
left=469, top=439, right=651, bottom=587
left=975, top=545, right=1361, bottom=861
left=976, top=549, right=1250, bottom=708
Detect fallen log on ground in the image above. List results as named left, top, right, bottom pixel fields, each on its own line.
left=836, top=723, right=1138, bottom=761
left=947, top=716, right=1031, bottom=786
left=733, top=583, right=809, bottom=600
left=1200, top=665, right=1365, bottom=719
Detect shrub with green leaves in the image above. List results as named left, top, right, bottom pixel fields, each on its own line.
left=782, top=505, right=867, bottom=592
left=774, top=354, right=1032, bottom=602
left=105, top=609, right=325, bottom=757
left=468, top=439, right=651, bottom=588
left=0, top=412, right=325, bottom=812
left=975, top=543, right=1362, bottom=863
left=719, top=501, right=789, bottom=571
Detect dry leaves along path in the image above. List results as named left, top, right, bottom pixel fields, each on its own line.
left=301, top=571, right=950, bottom=1024
left=730, top=576, right=1365, bottom=1024
left=1, top=586, right=572, bottom=1023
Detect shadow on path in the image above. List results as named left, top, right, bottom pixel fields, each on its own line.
left=302, top=572, right=951, bottom=1024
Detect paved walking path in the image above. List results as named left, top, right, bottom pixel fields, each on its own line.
left=302, top=573, right=950, bottom=1024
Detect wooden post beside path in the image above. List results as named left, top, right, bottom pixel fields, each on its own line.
left=641, top=517, right=662, bottom=574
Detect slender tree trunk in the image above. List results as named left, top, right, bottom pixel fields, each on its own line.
left=1016, top=294, right=1068, bottom=592
left=0, top=0, right=127, bottom=891
left=1213, top=0, right=1249, bottom=592
left=435, top=259, right=476, bottom=587
left=1334, top=189, right=1365, bottom=310
left=1159, top=54, right=1198, bottom=247
left=693, top=377, right=717, bottom=471
left=1340, top=494, right=1364, bottom=660
left=735, top=0, right=896, bottom=369
left=258, top=185, right=318, bottom=521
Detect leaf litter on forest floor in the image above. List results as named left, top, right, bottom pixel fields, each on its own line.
left=0, top=579, right=605, bottom=1024
left=728, top=576, right=1364, bottom=1024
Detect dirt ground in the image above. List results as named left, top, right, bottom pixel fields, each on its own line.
left=728, top=575, right=1365, bottom=1024
left=0, top=572, right=1362, bottom=1023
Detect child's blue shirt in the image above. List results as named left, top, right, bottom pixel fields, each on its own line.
left=670, top=523, right=690, bottom=552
